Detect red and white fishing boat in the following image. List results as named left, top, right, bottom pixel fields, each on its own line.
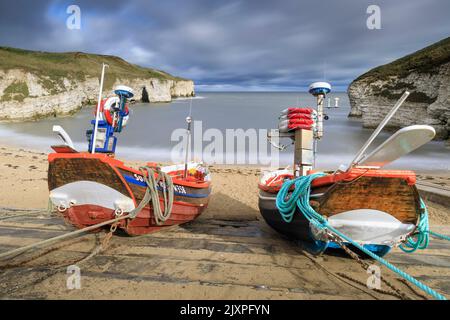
left=258, top=82, right=436, bottom=256
left=48, top=64, right=211, bottom=236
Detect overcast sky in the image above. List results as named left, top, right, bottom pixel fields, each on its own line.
left=0, top=0, right=449, bottom=91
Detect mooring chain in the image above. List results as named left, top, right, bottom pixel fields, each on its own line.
left=72, top=222, right=119, bottom=267
left=101, top=221, right=119, bottom=250
left=306, top=242, right=403, bottom=300
left=299, top=248, right=380, bottom=300
left=325, top=231, right=413, bottom=300
left=335, top=272, right=405, bottom=300
left=397, top=278, right=429, bottom=300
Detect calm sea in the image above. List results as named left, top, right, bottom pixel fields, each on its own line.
left=0, top=92, right=448, bottom=170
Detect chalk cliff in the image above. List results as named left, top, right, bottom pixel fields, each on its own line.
left=0, top=47, right=195, bottom=121
left=348, top=37, right=450, bottom=142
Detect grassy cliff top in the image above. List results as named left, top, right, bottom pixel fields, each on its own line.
left=354, top=37, right=450, bottom=83
left=0, top=46, right=187, bottom=90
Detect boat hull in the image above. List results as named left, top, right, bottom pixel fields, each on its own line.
left=48, top=153, right=211, bottom=236
left=63, top=203, right=204, bottom=235
left=259, top=190, right=312, bottom=241
left=258, top=171, right=421, bottom=256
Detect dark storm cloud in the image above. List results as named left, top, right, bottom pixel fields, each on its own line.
left=1, top=0, right=449, bottom=91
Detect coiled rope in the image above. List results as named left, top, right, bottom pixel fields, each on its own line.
left=130, top=166, right=174, bottom=225
left=399, top=199, right=450, bottom=252
left=399, top=199, right=429, bottom=253
left=276, top=173, right=447, bottom=300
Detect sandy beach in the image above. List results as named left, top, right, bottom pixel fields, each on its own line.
left=0, top=144, right=262, bottom=221
left=1, top=144, right=449, bottom=223
left=0, top=144, right=449, bottom=299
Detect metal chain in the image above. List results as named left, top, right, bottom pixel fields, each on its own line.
left=336, top=272, right=405, bottom=300
left=101, top=221, right=119, bottom=250
left=325, top=231, right=413, bottom=300
left=397, top=278, right=429, bottom=300
left=299, top=248, right=381, bottom=300
left=75, top=222, right=119, bottom=266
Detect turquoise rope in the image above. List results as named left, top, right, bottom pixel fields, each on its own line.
left=430, top=231, right=450, bottom=241
left=276, top=174, right=447, bottom=300
left=400, top=199, right=430, bottom=253
left=399, top=199, right=450, bottom=252
left=276, top=172, right=326, bottom=224
left=326, top=223, right=446, bottom=300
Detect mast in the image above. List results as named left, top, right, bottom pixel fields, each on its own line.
left=183, top=116, right=192, bottom=179
left=349, top=91, right=410, bottom=168
left=91, top=63, right=108, bottom=154
left=183, top=97, right=194, bottom=179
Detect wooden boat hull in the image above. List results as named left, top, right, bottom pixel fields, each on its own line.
left=258, top=169, right=421, bottom=256
left=48, top=153, right=211, bottom=236
left=259, top=190, right=312, bottom=241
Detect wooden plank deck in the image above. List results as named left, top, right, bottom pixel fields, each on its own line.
left=0, top=209, right=449, bottom=300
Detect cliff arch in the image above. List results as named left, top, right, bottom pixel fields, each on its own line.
left=141, top=86, right=149, bottom=102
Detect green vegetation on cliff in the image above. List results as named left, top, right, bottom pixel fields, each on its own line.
left=0, top=47, right=186, bottom=94
left=351, top=37, right=450, bottom=104
left=355, top=37, right=450, bottom=83
left=0, top=81, right=29, bottom=102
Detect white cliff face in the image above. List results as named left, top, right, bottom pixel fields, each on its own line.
left=170, top=80, right=195, bottom=98
left=0, top=69, right=195, bottom=121
left=348, top=61, right=450, bottom=142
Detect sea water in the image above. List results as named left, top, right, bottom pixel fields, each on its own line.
left=0, top=92, right=448, bottom=170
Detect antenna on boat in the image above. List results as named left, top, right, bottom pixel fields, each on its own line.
left=267, top=82, right=330, bottom=176
left=309, top=82, right=331, bottom=140
left=91, top=63, right=109, bottom=154
left=307, top=82, right=331, bottom=173
left=183, top=98, right=193, bottom=179
left=348, top=91, right=410, bottom=169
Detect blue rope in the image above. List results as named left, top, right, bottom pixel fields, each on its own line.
left=276, top=174, right=447, bottom=300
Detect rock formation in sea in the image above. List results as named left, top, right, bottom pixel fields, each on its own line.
left=0, top=47, right=195, bottom=121
left=348, top=37, right=450, bottom=143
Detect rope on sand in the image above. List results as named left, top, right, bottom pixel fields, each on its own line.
left=0, top=166, right=174, bottom=261
left=0, top=215, right=130, bottom=261
left=276, top=173, right=447, bottom=300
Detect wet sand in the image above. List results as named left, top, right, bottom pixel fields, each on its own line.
left=0, top=144, right=449, bottom=299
